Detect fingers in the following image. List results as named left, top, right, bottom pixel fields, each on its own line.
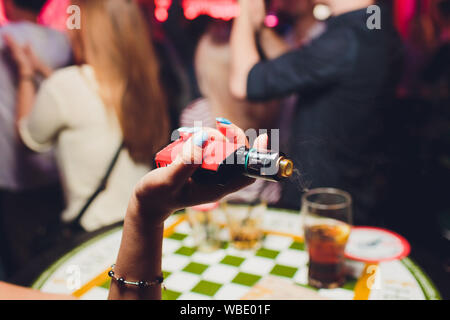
left=3, top=34, right=21, bottom=55
left=216, top=118, right=249, bottom=148
left=23, top=44, right=53, bottom=78
left=165, top=130, right=209, bottom=186
left=183, top=175, right=255, bottom=207
left=201, top=127, right=228, bottom=143
left=2, top=34, right=14, bottom=46
left=166, top=126, right=231, bottom=186
left=253, top=133, right=268, bottom=151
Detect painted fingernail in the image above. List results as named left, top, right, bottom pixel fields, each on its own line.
left=193, top=131, right=209, bottom=147
left=216, top=117, right=232, bottom=125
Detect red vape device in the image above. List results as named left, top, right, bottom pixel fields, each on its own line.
left=155, top=127, right=294, bottom=185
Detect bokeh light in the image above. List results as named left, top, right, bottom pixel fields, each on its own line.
left=313, top=4, right=331, bottom=21
left=264, top=14, right=279, bottom=28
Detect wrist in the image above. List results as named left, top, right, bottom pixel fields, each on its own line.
left=18, top=66, right=34, bottom=77
left=256, top=25, right=268, bottom=39
left=125, top=193, right=168, bottom=231
left=18, top=74, right=35, bottom=84
left=19, top=71, right=34, bottom=79
left=36, top=65, right=53, bottom=79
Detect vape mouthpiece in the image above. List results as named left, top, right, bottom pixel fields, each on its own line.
left=278, top=158, right=294, bottom=178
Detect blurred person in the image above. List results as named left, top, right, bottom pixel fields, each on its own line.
left=230, top=0, right=404, bottom=224
left=183, top=23, right=282, bottom=132
left=0, top=0, right=71, bottom=274
left=261, top=0, right=326, bottom=59
left=5, top=0, right=170, bottom=233
left=421, top=0, right=450, bottom=102
left=399, top=8, right=437, bottom=98
left=180, top=22, right=284, bottom=204
left=418, top=0, right=450, bottom=257
left=279, top=0, right=326, bottom=47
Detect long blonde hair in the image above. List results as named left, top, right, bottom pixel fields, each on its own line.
left=71, top=0, right=169, bottom=164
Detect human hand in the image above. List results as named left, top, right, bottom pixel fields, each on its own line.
left=3, top=34, right=53, bottom=78
left=240, top=0, right=266, bottom=31
left=3, top=34, right=34, bottom=77
left=128, top=119, right=269, bottom=227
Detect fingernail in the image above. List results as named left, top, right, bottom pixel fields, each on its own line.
left=193, top=131, right=209, bottom=147
left=216, top=117, right=232, bottom=125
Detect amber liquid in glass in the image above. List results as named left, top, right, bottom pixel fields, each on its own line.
left=229, top=219, right=263, bottom=250
left=305, top=222, right=351, bottom=288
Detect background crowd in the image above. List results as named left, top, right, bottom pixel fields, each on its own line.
left=0, top=0, right=449, bottom=298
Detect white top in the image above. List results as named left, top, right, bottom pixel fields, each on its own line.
left=0, top=22, right=72, bottom=190
left=19, top=65, right=150, bottom=231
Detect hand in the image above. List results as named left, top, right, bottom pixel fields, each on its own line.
left=3, top=34, right=34, bottom=77
left=240, top=0, right=266, bottom=31
left=129, top=120, right=269, bottom=227
left=24, top=44, right=53, bottom=78
left=3, top=34, right=53, bottom=78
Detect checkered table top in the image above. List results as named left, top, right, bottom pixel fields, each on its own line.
left=32, top=209, right=441, bottom=300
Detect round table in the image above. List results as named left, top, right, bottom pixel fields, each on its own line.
left=31, top=208, right=441, bottom=300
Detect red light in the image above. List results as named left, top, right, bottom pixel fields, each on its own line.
left=184, top=7, right=197, bottom=20
left=394, top=0, right=416, bottom=38
left=1, top=0, right=69, bottom=28
left=155, top=0, right=172, bottom=22
left=264, top=14, right=278, bottom=28
left=39, top=0, right=70, bottom=30
left=0, top=0, right=8, bottom=25
left=155, top=8, right=168, bottom=22
left=182, top=0, right=239, bottom=21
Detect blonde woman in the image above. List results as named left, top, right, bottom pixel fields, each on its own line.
left=6, top=0, right=170, bottom=231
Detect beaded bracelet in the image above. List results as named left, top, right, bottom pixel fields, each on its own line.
left=108, top=264, right=165, bottom=289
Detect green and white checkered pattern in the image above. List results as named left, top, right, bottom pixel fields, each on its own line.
left=33, top=210, right=439, bottom=300
left=97, top=220, right=356, bottom=300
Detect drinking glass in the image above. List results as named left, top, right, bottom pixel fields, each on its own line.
left=222, top=200, right=266, bottom=250
left=302, top=188, right=352, bottom=289
left=186, top=203, right=222, bottom=253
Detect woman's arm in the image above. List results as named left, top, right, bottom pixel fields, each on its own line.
left=108, top=122, right=268, bottom=300
left=2, top=34, right=52, bottom=128
left=15, top=73, right=37, bottom=125
left=107, top=200, right=165, bottom=300
left=229, top=0, right=266, bottom=100
left=259, top=27, right=291, bottom=59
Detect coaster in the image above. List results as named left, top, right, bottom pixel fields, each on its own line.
left=345, top=227, right=411, bottom=263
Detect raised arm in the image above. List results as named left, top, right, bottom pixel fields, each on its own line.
left=229, top=0, right=266, bottom=100
left=108, top=121, right=269, bottom=300
left=2, top=34, right=52, bottom=130
left=259, top=27, right=291, bottom=59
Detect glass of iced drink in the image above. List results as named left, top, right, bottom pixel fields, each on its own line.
left=223, top=200, right=266, bottom=250
left=302, top=188, right=352, bottom=289
left=186, top=203, right=222, bottom=253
